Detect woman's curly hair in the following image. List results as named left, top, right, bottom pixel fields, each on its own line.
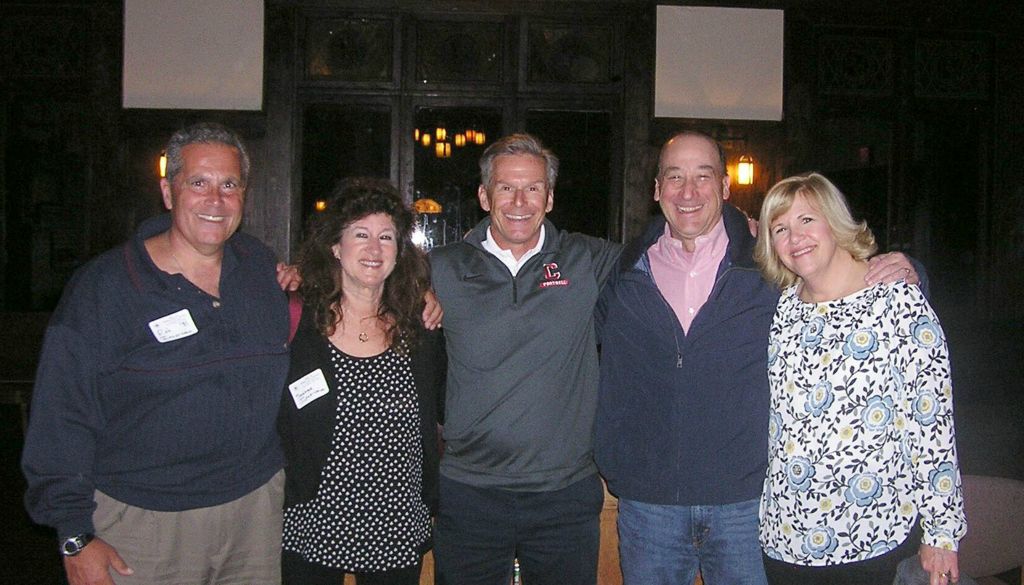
left=298, top=177, right=429, bottom=350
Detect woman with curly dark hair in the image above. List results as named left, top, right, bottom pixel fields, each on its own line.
left=278, top=177, right=446, bottom=585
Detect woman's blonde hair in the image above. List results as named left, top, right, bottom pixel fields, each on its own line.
left=754, top=172, right=877, bottom=289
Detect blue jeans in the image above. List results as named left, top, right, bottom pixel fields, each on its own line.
left=617, top=497, right=767, bottom=585
left=434, top=473, right=603, bottom=585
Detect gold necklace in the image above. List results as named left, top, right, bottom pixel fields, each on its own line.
left=356, top=315, right=375, bottom=342
left=341, top=305, right=373, bottom=342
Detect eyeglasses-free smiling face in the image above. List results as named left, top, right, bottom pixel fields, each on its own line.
left=331, top=212, right=399, bottom=292
left=655, top=134, right=730, bottom=252
left=477, top=153, right=553, bottom=260
left=160, top=142, right=246, bottom=256
left=769, top=193, right=844, bottom=284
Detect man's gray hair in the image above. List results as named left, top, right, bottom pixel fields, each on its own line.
left=165, top=122, right=251, bottom=185
left=479, top=133, right=559, bottom=190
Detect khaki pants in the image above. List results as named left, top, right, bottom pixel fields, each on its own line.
left=93, top=470, right=284, bottom=585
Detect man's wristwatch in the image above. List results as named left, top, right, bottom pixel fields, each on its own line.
left=59, top=533, right=94, bottom=556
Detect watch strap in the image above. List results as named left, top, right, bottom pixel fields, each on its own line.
left=60, top=533, right=95, bottom=556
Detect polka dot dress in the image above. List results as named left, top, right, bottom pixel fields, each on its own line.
left=282, top=343, right=430, bottom=572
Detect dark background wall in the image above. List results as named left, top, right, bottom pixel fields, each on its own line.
left=3, top=0, right=1023, bottom=324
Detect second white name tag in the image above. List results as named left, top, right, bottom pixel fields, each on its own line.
left=288, top=368, right=330, bottom=409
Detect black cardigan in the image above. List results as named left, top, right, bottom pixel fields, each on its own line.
left=278, top=303, right=446, bottom=514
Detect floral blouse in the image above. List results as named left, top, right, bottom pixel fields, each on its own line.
left=759, top=281, right=966, bottom=566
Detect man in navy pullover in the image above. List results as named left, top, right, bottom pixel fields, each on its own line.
left=22, top=123, right=288, bottom=585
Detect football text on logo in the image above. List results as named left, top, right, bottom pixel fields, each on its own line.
left=540, top=262, right=569, bottom=288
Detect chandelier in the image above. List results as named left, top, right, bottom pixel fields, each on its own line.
left=414, top=124, right=487, bottom=158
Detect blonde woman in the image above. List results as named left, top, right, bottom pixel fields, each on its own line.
left=754, top=173, right=966, bottom=585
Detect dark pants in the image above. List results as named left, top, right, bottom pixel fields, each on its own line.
left=434, top=473, right=603, bottom=585
left=282, top=550, right=423, bottom=585
left=763, top=522, right=922, bottom=585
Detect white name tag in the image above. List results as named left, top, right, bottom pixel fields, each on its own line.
left=148, top=309, right=199, bottom=343
left=288, top=369, right=330, bottom=409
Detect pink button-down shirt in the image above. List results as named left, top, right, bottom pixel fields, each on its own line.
left=647, top=219, right=729, bottom=333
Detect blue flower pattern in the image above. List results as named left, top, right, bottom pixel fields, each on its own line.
left=768, top=411, right=783, bottom=445
left=801, top=527, right=839, bottom=559
left=800, top=317, right=825, bottom=348
left=929, top=462, right=957, bottom=496
left=843, top=328, right=878, bottom=360
left=844, top=472, right=882, bottom=506
left=912, top=315, right=942, bottom=349
left=759, top=282, right=966, bottom=566
left=870, top=540, right=899, bottom=556
left=786, top=456, right=816, bottom=492
left=861, top=394, right=894, bottom=431
left=913, top=391, right=939, bottom=425
left=804, top=381, right=834, bottom=416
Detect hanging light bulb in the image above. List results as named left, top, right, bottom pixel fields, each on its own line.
left=474, top=131, right=486, bottom=145
left=455, top=133, right=466, bottom=147
left=314, top=199, right=328, bottom=212
left=465, top=129, right=476, bottom=141
left=435, top=141, right=446, bottom=158
left=414, top=128, right=421, bottom=141
left=421, top=133, right=432, bottom=147
left=435, top=126, right=447, bottom=142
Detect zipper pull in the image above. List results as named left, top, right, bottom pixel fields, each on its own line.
left=676, top=354, right=683, bottom=368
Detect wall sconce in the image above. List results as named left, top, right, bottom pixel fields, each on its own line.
left=159, top=151, right=167, bottom=178
left=737, top=155, right=754, bottom=186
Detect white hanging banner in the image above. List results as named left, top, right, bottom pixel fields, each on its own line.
left=655, top=6, right=784, bottom=121
left=123, top=0, right=264, bottom=110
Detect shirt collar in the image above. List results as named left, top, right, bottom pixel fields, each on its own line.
left=481, top=225, right=546, bottom=276
left=658, top=217, right=728, bottom=257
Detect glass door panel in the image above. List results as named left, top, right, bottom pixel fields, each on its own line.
left=411, top=106, right=502, bottom=249
left=300, top=103, right=392, bottom=224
